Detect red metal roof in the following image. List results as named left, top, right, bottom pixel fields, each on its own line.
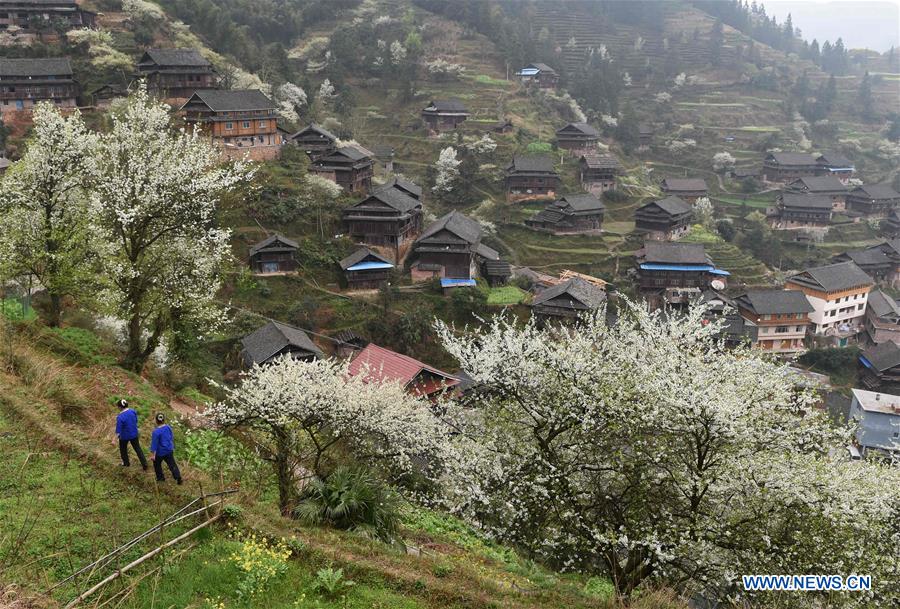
left=348, top=344, right=459, bottom=397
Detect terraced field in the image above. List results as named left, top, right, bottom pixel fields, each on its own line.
left=682, top=227, right=773, bottom=287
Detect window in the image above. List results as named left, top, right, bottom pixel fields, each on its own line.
left=796, top=326, right=804, bottom=332
left=242, top=121, right=250, bottom=129
left=258, top=120, right=267, bottom=128
left=775, top=326, right=789, bottom=334
left=858, top=304, right=864, bottom=311
left=763, top=314, right=772, bottom=320
left=225, top=121, right=234, bottom=130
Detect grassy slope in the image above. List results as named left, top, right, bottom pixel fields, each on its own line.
left=3, top=319, right=681, bottom=609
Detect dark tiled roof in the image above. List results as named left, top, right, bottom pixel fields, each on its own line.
left=483, top=259, right=512, bottom=276
left=735, top=290, right=813, bottom=315
left=649, top=195, right=692, bottom=216
left=580, top=154, right=622, bottom=170
left=418, top=210, right=482, bottom=245
left=867, top=289, right=900, bottom=319
left=508, top=155, right=555, bottom=173
left=338, top=246, right=392, bottom=270
left=850, top=184, right=900, bottom=200
left=532, top=278, right=606, bottom=309
left=837, top=248, right=891, bottom=267
left=557, top=122, right=599, bottom=137
left=816, top=151, right=854, bottom=167
left=372, top=144, right=394, bottom=158
left=767, top=152, right=818, bottom=166
left=0, top=57, right=72, bottom=77
left=780, top=192, right=834, bottom=210
left=789, top=175, right=847, bottom=192
left=528, top=62, right=556, bottom=74
left=386, top=175, right=422, bottom=198
left=184, top=89, right=274, bottom=112
left=249, top=234, right=299, bottom=256
left=661, top=178, right=707, bottom=192
left=558, top=193, right=604, bottom=212
left=141, top=49, right=210, bottom=67
left=291, top=123, right=337, bottom=142
left=787, top=261, right=874, bottom=292
left=475, top=242, right=500, bottom=260
left=241, top=321, right=323, bottom=365
left=862, top=340, right=900, bottom=372
left=365, top=185, right=420, bottom=213
left=425, top=99, right=469, bottom=113
left=641, top=241, right=709, bottom=265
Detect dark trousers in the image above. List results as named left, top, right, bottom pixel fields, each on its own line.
left=119, top=438, right=148, bottom=469
left=153, top=453, right=182, bottom=483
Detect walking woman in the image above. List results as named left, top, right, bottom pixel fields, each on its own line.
left=150, top=414, right=183, bottom=485
left=115, top=399, right=148, bottom=470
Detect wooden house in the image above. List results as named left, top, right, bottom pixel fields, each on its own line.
left=637, top=241, right=729, bottom=307
left=0, top=157, right=10, bottom=175
left=634, top=196, right=693, bottom=241
left=421, top=99, right=469, bottom=133
left=411, top=210, right=499, bottom=282
left=332, top=330, right=368, bottom=359
left=579, top=154, right=622, bottom=195
left=180, top=89, right=280, bottom=160
left=481, top=259, right=512, bottom=287
left=638, top=124, right=653, bottom=148
left=339, top=247, right=394, bottom=290
left=555, top=122, right=599, bottom=155
left=506, top=155, right=560, bottom=202
left=342, top=182, right=422, bottom=247
left=90, top=83, right=126, bottom=108
left=0, top=0, right=95, bottom=32
left=372, top=144, right=394, bottom=175
left=733, top=290, right=814, bottom=354
left=786, top=261, right=874, bottom=347
left=311, top=145, right=374, bottom=194
left=815, top=151, right=855, bottom=183
left=846, top=184, right=900, bottom=217
left=516, top=63, right=559, bottom=88
left=884, top=209, right=900, bottom=238
left=769, top=192, right=834, bottom=229
left=787, top=176, right=848, bottom=212
left=864, top=289, right=900, bottom=346
left=859, top=341, right=900, bottom=389
left=532, top=278, right=606, bottom=320
left=0, top=57, right=77, bottom=115
left=525, top=193, right=605, bottom=234
left=240, top=321, right=323, bottom=367
left=762, top=152, right=819, bottom=183
left=383, top=175, right=422, bottom=201
left=348, top=343, right=460, bottom=399
left=832, top=248, right=893, bottom=284
left=660, top=178, right=707, bottom=203
left=136, top=49, right=217, bottom=100
left=248, top=234, right=299, bottom=275
left=288, top=123, right=337, bottom=157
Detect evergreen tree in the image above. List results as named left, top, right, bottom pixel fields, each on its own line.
left=709, top=18, right=724, bottom=66
left=615, top=105, right=640, bottom=154
left=858, top=71, right=876, bottom=121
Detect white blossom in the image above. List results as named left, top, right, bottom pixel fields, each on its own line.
left=712, top=151, right=736, bottom=172
left=673, top=72, right=687, bottom=88
left=316, top=79, right=336, bottom=104
left=434, top=146, right=461, bottom=194
left=467, top=135, right=497, bottom=156
left=654, top=92, right=672, bottom=104
left=389, top=40, right=407, bottom=64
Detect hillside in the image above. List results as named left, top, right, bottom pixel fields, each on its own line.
left=0, top=317, right=694, bottom=609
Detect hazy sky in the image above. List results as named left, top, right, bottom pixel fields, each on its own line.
left=763, top=0, right=900, bottom=52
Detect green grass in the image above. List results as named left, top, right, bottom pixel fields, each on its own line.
left=463, top=73, right=513, bottom=87
left=1, top=298, right=37, bottom=321
left=486, top=285, right=528, bottom=305
left=43, top=326, right=118, bottom=366
left=676, top=102, right=746, bottom=108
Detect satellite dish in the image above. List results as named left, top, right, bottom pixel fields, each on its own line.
left=710, top=279, right=725, bottom=291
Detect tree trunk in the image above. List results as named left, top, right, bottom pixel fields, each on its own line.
left=48, top=292, right=62, bottom=328
left=274, top=427, right=295, bottom=517
left=122, top=307, right=145, bottom=373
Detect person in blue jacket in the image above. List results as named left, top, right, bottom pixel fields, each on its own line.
left=150, top=413, right=182, bottom=485
left=115, top=399, right=147, bottom=470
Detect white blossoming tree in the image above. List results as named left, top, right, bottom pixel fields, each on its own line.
left=467, top=135, right=497, bottom=156
left=436, top=302, right=900, bottom=605
left=0, top=104, right=98, bottom=326
left=90, top=86, right=252, bottom=372
left=434, top=146, right=461, bottom=195
left=207, top=356, right=461, bottom=515
left=274, top=82, right=307, bottom=123
left=712, top=151, right=736, bottom=173
left=692, top=196, right=714, bottom=228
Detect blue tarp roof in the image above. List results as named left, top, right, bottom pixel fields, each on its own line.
left=860, top=356, right=874, bottom=369
left=346, top=261, right=394, bottom=271
left=440, top=278, right=477, bottom=288
left=640, top=263, right=731, bottom=276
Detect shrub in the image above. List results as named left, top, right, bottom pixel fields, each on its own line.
left=294, top=466, right=402, bottom=544
left=716, top=219, right=736, bottom=242
left=584, top=576, right=616, bottom=600
left=602, top=189, right=629, bottom=203
left=312, top=567, right=355, bottom=598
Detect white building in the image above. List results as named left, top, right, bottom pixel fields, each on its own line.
left=849, top=388, right=900, bottom=457
left=785, top=261, right=875, bottom=347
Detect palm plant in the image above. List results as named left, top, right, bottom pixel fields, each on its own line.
left=294, top=466, right=402, bottom=544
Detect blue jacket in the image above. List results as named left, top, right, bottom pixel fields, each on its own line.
left=150, top=425, right=175, bottom=457
left=116, top=409, right=139, bottom=441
